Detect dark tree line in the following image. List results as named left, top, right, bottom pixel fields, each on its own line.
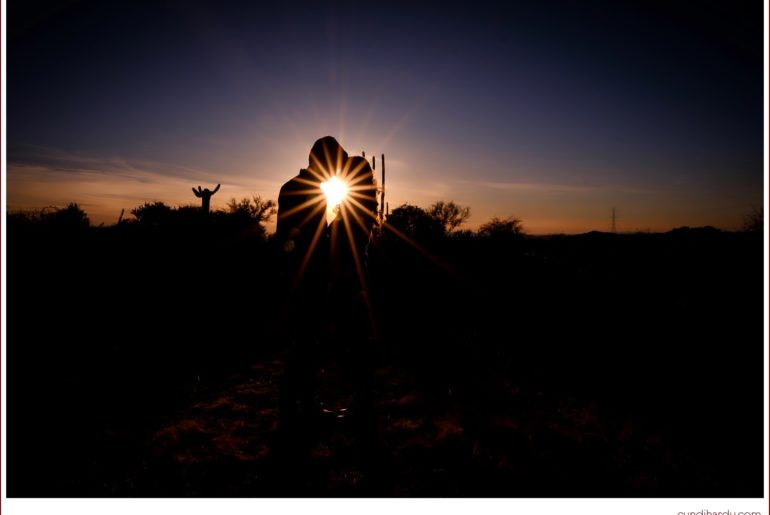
left=6, top=191, right=764, bottom=497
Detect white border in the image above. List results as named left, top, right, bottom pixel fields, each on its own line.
left=0, top=498, right=769, bottom=515
left=2, top=0, right=9, bottom=505
left=762, top=0, right=769, bottom=508
left=1, top=3, right=768, bottom=515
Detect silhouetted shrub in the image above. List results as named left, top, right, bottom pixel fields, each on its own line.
left=449, top=229, right=476, bottom=240
left=7, top=210, right=39, bottom=225
left=428, top=200, right=470, bottom=234
left=41, top=203, right=90, bottom=230
left=225, top=195, right=277, bottom=225
left=386, top=204, right=444, bottom=242
left=214, top=195, right=278, bottom=239
left=477, top=216, right=524, bottom=239
left=131, top=201, right=173, bottom=225
left=173, top=205, right=206, bottom=224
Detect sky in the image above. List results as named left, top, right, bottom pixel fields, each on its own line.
left=6, top=0, right=765, bottom=233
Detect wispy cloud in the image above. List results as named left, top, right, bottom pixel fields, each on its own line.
left=8, top=143, right=274, bottom=187
left=7, top=144, right=283, bottom=225
left=456, top=179, right=653, bottom=195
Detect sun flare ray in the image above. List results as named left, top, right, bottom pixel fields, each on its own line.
left=277, top=193, right=325, bottom=221
left=339, top=203, right=377, bottom=332
left=292, top=208, right=330, bottom=293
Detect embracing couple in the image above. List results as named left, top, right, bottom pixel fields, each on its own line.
left=277, top=136, right=378, bottom=321
left=275, top=136, right=380, bottom=455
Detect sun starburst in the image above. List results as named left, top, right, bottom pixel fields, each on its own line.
left=321, top=175, right=349, bottom=223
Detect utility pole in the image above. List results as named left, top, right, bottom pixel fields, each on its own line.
left=380, top=154, right=386, bottom=225
left=362, top=150, right=386, bottom=226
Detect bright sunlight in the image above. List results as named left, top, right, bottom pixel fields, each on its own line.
left=321, top=175, right=349, bottom=223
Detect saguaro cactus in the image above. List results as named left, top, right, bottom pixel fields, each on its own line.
left=192, top=184, right=220, bottom=214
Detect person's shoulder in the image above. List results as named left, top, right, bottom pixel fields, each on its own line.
left=279, top=171, right=305, bottom=193
left=349, top=156, right=372, bottom=170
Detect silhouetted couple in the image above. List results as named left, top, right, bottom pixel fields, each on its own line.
left=276, top=136, right=380, bottom=475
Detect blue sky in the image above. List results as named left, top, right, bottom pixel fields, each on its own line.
left=7, top=0, right=764, bottom=232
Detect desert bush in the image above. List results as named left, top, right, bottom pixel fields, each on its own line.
left=477, top=216, right=524, bottom=239
left=41, top=203, right=90, bottom=230
left=386, top=203, right=445, bottom=242
left=225, top=195, right=276, bottom=225
left=428, top=200, right=471, bottom=234
left=131, top=201, right=173, bottom=225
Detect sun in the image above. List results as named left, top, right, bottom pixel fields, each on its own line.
left=321, top=175, right=349, bottom=223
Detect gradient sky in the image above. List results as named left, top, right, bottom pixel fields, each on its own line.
left=7, top=0, right=765, bottom=233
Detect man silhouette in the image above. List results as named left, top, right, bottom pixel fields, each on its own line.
left=276, top=136, right=347, bottom=438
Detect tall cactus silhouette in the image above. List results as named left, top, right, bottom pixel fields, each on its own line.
left=192, top=184, right=220, bottom=214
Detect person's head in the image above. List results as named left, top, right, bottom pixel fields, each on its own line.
left=346, top=156, right=374, bottom=185
left=308, top=136, right=348, bottom=177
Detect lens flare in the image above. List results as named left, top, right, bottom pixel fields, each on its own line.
left=321, top=175, right=349, bottom=222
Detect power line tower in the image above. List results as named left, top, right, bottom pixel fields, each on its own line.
left=611, top=207, right=617, bottom=233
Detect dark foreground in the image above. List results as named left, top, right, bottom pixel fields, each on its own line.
left=7, top=216, right=764, bottom=497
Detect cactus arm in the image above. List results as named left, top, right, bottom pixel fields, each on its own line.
left=193, top=187, right=202, bottom=197
left=212, top=184, right=221, bottom=195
